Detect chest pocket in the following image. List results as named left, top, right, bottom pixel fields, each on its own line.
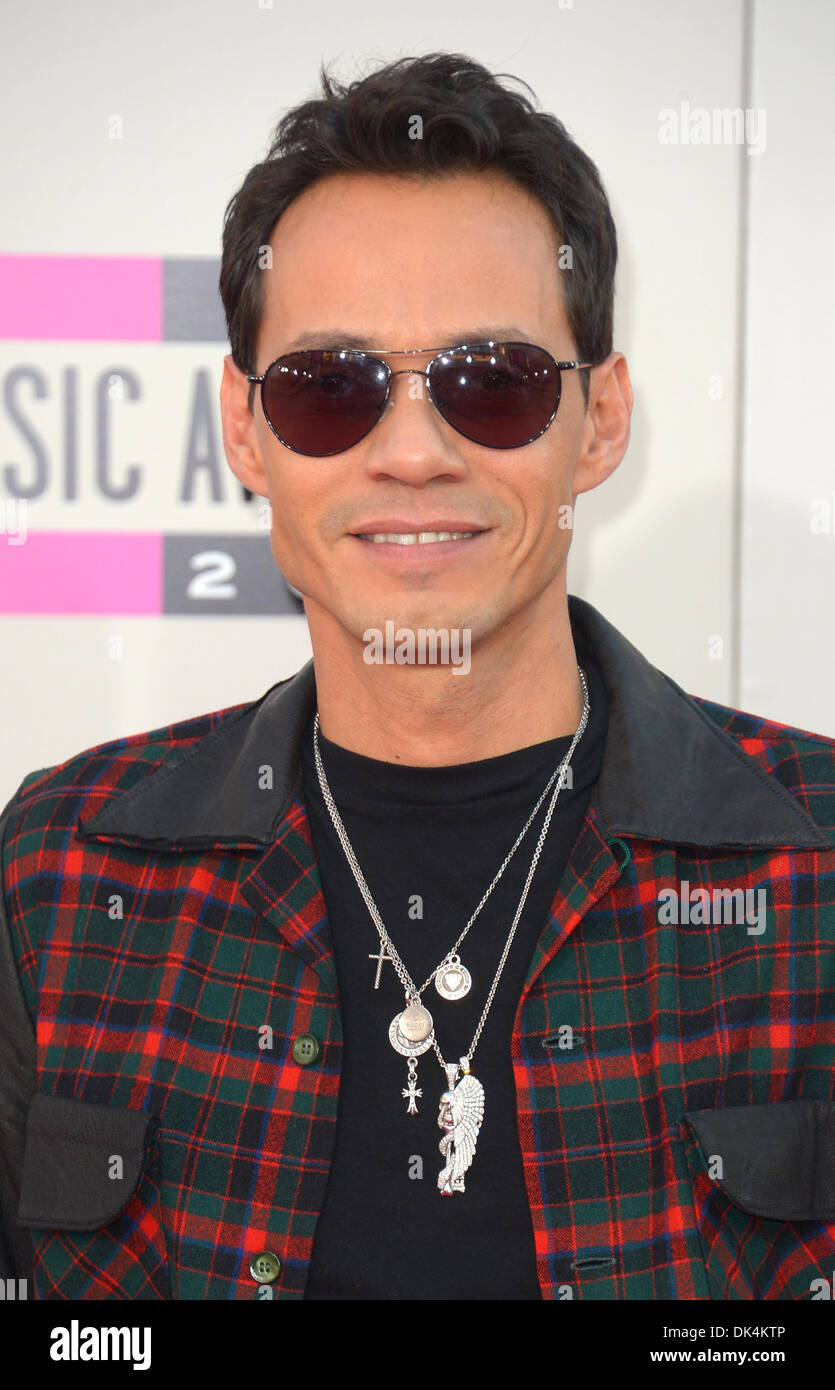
left=681, top=1099, right=835, bottom=1300
left=18, top=1093, right=171, bottom=1299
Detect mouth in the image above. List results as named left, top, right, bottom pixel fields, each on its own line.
left=348, top=527, right=489, bottom=564
left=348, top=521, right=490, bottom=550
left=354, top=530, right=483, bottom=545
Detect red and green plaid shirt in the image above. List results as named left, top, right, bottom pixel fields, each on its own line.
left=2, top=595, right=834, bottom=1300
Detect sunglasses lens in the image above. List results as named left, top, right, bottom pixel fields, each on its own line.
left=430, top=343, right=561, bottom=448
left=261, top=350, right=387, bottom=455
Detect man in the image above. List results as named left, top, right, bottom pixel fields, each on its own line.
left=1, top=52, right=834, bottom=1302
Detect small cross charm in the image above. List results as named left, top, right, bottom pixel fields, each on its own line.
left=402, top=1077, right=422, bottom=1115
left=368, top=945, right=394, bottom=989
left=402, top=1056, right=422, bottom=1114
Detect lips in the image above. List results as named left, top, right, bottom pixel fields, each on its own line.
left=356, top=531, right=481, bottom=545
left=350, top=520, right=487, bottom=536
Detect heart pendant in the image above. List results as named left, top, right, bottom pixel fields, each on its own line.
left=434, top=955, right=472, bottom=1001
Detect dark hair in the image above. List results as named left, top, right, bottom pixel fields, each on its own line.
left=220, top=52, right=617, bottom=413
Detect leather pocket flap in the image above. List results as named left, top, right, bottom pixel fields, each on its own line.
left=683, top=1099, right=835, bottom=1221
left=19, top=1093, right=158, bottom=1230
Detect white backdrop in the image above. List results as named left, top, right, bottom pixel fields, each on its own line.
left=1, top=0, right=833, bottom=802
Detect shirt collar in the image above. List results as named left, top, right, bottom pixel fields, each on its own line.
left=77, top=595, right=832, bottom=851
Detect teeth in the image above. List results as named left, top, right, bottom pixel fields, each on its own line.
left=359, top=531, right=478, bottom=544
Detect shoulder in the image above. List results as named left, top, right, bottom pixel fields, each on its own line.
left=690, top=691, right=835, bottom=840
left=0, top=693, right=262, bottom=1014
left=1, top=692, right=259, bottom=849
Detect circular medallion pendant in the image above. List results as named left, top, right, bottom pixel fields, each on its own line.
left=434, top=954, right=472, bottom=1001
left=389, top=1001, right=434, bottom=1057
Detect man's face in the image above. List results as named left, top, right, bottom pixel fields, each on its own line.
left=239, top=170, right=599, bottom=650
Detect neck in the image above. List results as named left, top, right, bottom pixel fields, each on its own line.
left=307, top=590, right=583, bottom=766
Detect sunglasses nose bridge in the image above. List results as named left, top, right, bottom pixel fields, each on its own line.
left=383, top=364, right=432, bottom=411
left=387, top=365, right=430, bottom=381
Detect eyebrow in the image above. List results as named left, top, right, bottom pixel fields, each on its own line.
left=281, top=325, right=535, bottom=353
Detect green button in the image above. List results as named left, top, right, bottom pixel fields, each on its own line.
left=250, top=1250, right=281, bottom=1284
left=292, top=1033, right=321, bottom=1065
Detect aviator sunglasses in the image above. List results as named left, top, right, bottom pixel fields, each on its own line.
left=247, top=341, right=594, bottom=456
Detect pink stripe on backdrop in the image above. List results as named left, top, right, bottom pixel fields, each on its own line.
left=0, top=256, right=162, bottom=340
left=0, top=532, right=162, bottom=613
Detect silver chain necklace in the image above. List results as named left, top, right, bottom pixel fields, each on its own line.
left=312, top=666, right=590, bottom=1194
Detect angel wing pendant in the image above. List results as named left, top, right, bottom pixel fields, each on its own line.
left=437, top=1059, right=485, bottom=1195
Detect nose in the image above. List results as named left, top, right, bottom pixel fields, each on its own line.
left=361, top=366, right=468, bottom=485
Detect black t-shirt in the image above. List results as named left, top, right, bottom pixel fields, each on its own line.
left=301, top=657, right=609, bottom=1299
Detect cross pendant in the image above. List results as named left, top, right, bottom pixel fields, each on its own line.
left=368, top=945, right=394, bottom=989
left=402, top=1077, right=423, bottom=1115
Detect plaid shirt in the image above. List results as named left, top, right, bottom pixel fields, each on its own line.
left=1, top=594, right=834, bottom=1301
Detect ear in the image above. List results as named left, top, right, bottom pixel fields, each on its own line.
left=572, top=352, right=633, bottom=498
left=220, top=353, right=271, bottom=498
